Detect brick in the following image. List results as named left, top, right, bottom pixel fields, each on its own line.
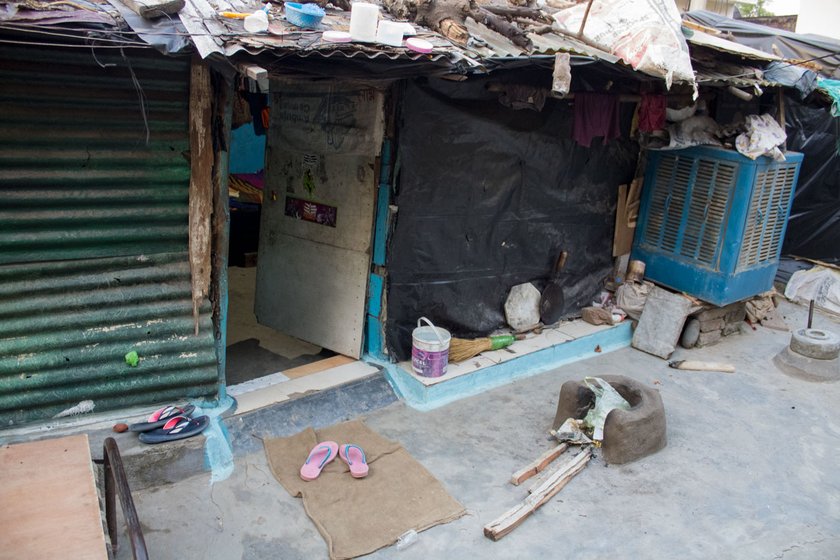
left=725, top=303, right=747, bottom=324
left=696, top=330, right=723, bottom=347
left=723, top=323, right=742, bottom=336
left=695, top=306, right=728, bottom=322
left=699, top=318, right=725, bottom=332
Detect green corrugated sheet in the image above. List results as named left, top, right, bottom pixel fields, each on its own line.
left=0, top=45, right=219, bottom=426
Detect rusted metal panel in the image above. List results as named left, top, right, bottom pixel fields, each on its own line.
left=0, top=45, right=219, bottom=426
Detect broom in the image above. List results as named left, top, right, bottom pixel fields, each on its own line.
left=449, top=334, right=524, bottom=362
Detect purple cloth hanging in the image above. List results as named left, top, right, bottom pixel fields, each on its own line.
left=573, top=93, right=621, bottom=148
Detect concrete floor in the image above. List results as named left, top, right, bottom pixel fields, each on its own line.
left=118, top=301, right=840, bottom=560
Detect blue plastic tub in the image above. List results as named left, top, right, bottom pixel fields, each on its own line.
left=284, top=2, right=325, bottom=28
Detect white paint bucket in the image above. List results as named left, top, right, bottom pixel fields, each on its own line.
left=411, top=317, right=450, bottom=378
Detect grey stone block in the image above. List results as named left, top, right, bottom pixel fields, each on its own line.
left=632, top=286, right=693, bottom=359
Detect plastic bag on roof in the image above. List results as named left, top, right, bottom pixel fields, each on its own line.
left=551, top=0, right=695, bottom=92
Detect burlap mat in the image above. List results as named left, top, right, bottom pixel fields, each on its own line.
left=264, top=420, right=465, bottom=560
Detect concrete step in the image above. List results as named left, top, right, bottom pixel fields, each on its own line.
left=0, top=369, right=398, bottom=492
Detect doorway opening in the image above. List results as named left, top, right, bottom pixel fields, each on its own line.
left=225, top=87, right=336, bottom=390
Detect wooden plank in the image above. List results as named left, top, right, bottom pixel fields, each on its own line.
left=0, top=434, right=107, bottom=559
left=613, top=183, right=629, bottom=257
left=484, top=448, right=591, bottom=541
left=510, top=443, right=568, bottom=485
left=614, top=177, right=642, bottom=256
left=189, top=59, right=213, bottom=336
left=283, top=355, right=355, bottom=379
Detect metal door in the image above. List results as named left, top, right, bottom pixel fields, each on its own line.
left=256, top=82, right=384, bottom=358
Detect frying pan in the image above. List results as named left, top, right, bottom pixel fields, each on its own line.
left=539, top=251, right=568, bottom=325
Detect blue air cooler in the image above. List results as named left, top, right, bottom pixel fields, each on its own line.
left=631, top=145, right=803, bottom=306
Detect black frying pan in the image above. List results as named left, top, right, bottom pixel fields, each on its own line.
left=539, top=251, right=568, bottom=325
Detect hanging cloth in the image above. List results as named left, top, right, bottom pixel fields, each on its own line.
left=638, top=93, right=667, bottom=132
left=573, top=92, right=620, bottom=148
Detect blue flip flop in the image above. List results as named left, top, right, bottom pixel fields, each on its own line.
left=138, top=415, right=209, bottom=444
left=129, top=404, right=196, bottom=432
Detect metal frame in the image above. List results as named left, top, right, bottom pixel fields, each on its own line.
left=102, top=437, right=148, bottom=560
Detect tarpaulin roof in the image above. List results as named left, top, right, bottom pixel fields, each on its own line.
left=684, top=10, right=840, bottom=79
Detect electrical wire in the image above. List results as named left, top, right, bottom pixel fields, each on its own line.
left=0, top=23, right=149, bottom=45
left=0, top=38, right=154, bottom=48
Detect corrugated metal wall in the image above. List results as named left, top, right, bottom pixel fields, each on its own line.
left=0, top=45, right=220, bottom=426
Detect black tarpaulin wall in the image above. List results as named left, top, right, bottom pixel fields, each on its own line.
left=385, top=78, right=638, bottom=361
left=781, top=96, right=840, bottom=263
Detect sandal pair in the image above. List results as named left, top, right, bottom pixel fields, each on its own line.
left=300, top=441, right=368, bottom=481
left=129, top=404, right=210, bottom=444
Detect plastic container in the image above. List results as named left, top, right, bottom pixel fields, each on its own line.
left=411, top=317, right=450, bottom=378
left=322, top=30, right=352, bottom=42
left=243, top=7, right=269, bottom=33
left=284, top=2, right=325, bottom=28
left=376, top=20, right=404, bottom=47
left=405, top=37, right=433, bottom=54
left=395, top=529, right=418, bottom=550
left=349, top=2, right=379, bottom=43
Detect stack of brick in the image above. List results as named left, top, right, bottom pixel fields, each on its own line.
left=686, top=302, right=747, bottom=348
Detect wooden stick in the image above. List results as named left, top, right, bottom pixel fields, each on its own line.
left=668, top=360, right=735, bottom=373
left=510, top=443, right=568, bottom=486
left=576, top=0, right=594, bottom=38
left=485, top=448, right=592, bottom=541
left=525, top=455, right=568, bottom=494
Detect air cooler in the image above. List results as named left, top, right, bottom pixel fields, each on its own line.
left=632, top=145, right=803, bottom=306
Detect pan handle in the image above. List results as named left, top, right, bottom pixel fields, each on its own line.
left=555, top=251, right=568, bottom=274
left=417, top=317, right=446, bottom=345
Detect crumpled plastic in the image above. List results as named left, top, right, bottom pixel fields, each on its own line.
left=736, top=114, right=787, bottom=161
left=616, top=280, right=653, bottom=320
left=785, top=266, right=840, bottom=316
left=667, top=115, right=722, bottom=150
left=582, top=377, right=631, bottom=443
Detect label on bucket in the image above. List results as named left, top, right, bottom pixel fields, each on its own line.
left=412, top=347, right=448, bottom=378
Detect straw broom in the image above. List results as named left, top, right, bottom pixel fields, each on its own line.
left=449, top=334, right=523, bottom=362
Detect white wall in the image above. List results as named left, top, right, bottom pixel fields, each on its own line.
left=796, top=0, right=840, bottom=40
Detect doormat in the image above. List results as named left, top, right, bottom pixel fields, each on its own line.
left=264, top=420, right=465, bottom=559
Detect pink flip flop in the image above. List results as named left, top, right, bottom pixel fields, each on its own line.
left=300, top=441, right=339, bottom=481
left=339, top=443, right=369, bottom=478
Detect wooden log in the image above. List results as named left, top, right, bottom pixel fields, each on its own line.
left=485, top=448, right=592, bottom=541
left=668, top=360, right=736, bottom=373
left=510, top=443, right=568, bottom=486
left=118, top=0, right=184, bottom=18
left=189, top=59, right=213, bottom=336
left=482, top=5, right=547, bottom=21
left=471, top=7, right=531, bottom=49
left=440, top=18, right=470, bottom=45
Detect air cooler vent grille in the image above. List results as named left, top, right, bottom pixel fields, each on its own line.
left=737, top=163, right=798, bottom=270
left=641, top=155, right=737, bottom=270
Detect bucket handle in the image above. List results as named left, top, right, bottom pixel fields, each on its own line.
left=417, top=317, right=446, bottom=345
